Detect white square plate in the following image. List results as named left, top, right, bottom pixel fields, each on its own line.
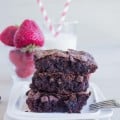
left=4, top=81, right=113, bottom=120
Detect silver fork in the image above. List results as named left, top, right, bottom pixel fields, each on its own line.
left=89, top=99, right=120, bottom=111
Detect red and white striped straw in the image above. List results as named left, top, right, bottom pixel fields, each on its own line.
left=37, top=0, right=55, bottom=35
left=55, top=0, right=72, bottom=37
left=37, top=0, right=72, bottom=37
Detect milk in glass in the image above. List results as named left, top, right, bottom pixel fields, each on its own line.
left=44, top=33, right=77, bottom=50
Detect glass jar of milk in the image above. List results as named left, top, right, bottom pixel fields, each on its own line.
left=42, top=21, right=78, bottom=50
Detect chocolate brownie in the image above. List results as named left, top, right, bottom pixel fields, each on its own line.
left=26, top=90, right=91, bottom=113
left=26, top=49, right=98, bottom=113
left=34, top=49, right=97, bottom=75
left=30, top=72, right=89, bottom=94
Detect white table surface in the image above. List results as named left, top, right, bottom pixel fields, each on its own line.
left=0, top=0, right=120, bottom=119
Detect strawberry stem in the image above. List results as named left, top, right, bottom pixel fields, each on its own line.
left=21, top=44, right=38, bottom=53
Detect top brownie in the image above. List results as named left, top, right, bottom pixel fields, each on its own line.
left=34, top=49, right=97, bottom=75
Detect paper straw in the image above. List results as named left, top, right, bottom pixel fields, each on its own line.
left=55, top=0, right=72, bottom=37
left=37, top=0, right=72, bottom=37
left=37, top=0, right=55, bottom=35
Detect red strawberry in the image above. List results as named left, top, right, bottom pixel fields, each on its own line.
left=9, top=49, right=35, bottom=68
left=9, top=49, right=23, bottom=68
left=16, top=67, right=35, bottom=78
left=14, top=19, right=44, bottom=48
left=0, top=26, right=18, bottom=46
left=22, top=52, right=35, bottom=68
left=9, top=49, right=35, bottom=78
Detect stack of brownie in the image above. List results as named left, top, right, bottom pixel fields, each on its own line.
left=26, top=49, right=97, bottom=113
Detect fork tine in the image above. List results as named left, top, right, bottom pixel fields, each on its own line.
left=89, top=99, right=120, bottom=110
left=90, top=103, right=114, bottom=109
left=92, top=100, right=120, bottom=107
left=90, top=106, right=116, bottom=110
left=90, top=100, right=119, bottom=106
left=90, top=102, right=119, bottom=108
left=90, top=102, right=117, bottom=107
left=91, top=100, right=115, bottom=106
left=90, top=105, right=120, bottom=109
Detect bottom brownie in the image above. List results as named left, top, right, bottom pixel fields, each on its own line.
left=26, top=90, right=91, bottom=113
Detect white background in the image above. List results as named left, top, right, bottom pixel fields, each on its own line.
left=0, top=0, right=120, bottom=119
